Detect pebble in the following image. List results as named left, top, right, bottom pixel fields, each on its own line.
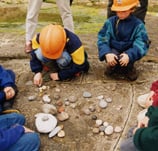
left=103, top=122, right=109, bottom=127
left=91, top=115, right=97, bottom=120
left=83, top=108, right=91, bottom=115
left=97, top=95, right=104, bottom=100
left=99, top=126, right=106, bottom=132
left=42, top=94, right=51, bottom=103
left=106, top=97, right=112, bottom=103
left=89, top=105, right=96, bottom=112
left=104, top=125, right=114, bottom=135
left=99, top=99, right=107, bottom=109
left=57, top=130, right=65, bottom=138
left=57, top=112, right=69, bottom=121
left=114, top=126, right=122, bottom=133
left=28, top=95, right=36, bottom=101
left=96, top=119, right=103, bottom=126
left=65, top=101, right=70, bottom=106
left=25, top=80, right=33, bottom=86
left=55, top=88, right=61, bottom=92
left=83, top=91, right=92, bottom=98
left=35, top=113, right=57, bottom=133
left=49, top=125, right=63, bottom=138
left=42, top=104, right=57, bottom=115
left=68, top=95, right=78, bottom=103
left=92, top=128, right=100, bottom=134
left=53, top=93, right=60, bottom=100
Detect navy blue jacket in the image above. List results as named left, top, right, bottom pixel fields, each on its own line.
left=97, top=15, right=149, bottom=63
left=30, top=29, right=89, bottom=80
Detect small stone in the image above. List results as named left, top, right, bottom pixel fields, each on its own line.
left=100, top=131, right=105, bottom=136
left=83, top=91, right=92, bottom=98
left=96, top=119, right=103, bottom=126
left=114, top=126, right=122, bottom=133
left=99, top=126, right=106, bottom=132
left=65, top=101, right=70, bottom=106
left=103, top=122, right=109, bottom=127
left=42, top=104, right=57, bottom=115
left=104, top=125, right=114, bottom=135
left=89, top=105, right=96, bottom=112
left=49, top=125, right=63, bottom=138
left=55, top=88, right=61, bottom=92
left=25, top=80, right=33, bottom=86
left=91, top=115, right=97, bottom=120
left=97, top=95, right=104, bottom=100
left=106, top=97, right=112, bottom=103
left=58, top=106, right=65, bottom=113
left=43, top=95, right=51, bottom=103
left=70, top=104, right=76, bottom=109
left=57, top=112, right=69, bottom=121
left=53, top=93, right=60, bottom=100
left=68, top=95, right=78, bottom=103
left=41, top=85, right=47, bottom=90
left=56, top=101, right=63, bottom=106
left=57, top=130, right=65, bottom=138
left=83, top=108, right=91, bottom=115
left=28, top=95, right=36, bottom=101
left=92, top=128, right=100, bottom=134
left=99, top=99, right=107, bottom=109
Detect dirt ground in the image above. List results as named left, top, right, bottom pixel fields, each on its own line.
left=0, top=3, right=158, bottom=151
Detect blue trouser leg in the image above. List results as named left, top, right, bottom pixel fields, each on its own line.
left=0, top=113, right=25, bottom=130
left=8, top=132, right=40, bottom=151
left=120, top=137, right=138, bottom=151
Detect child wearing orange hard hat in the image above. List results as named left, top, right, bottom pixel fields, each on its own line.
left=97, top=0, right=149, bottom=81
left=30, top=24, right=89, bottom=86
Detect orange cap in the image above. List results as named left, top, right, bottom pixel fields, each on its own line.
left=111, top=0, right=139, bottom=11
left=39, top=24, right=66, bottom=59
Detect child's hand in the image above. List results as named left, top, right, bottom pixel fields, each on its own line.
left=105, top=53, right=118, bottom=66
left=23, top=126, right=34, bottom=133
left=50, top=73, right=59, bottom=81
left=4, top=87, right=15, bottom=100
left=137, top=116, right=149, bottom=128
left=119, top=53, right=129, bottom=66
left=34, top=72, right=43, bottom=87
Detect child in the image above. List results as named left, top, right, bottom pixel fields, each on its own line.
left=0, top=65, right=19, bottom=114
left=0, top=113, right=40, bottom=151
left=120, top=101, right=158, bottom=151
left=97, top=0, right=149, bottom=81
left=30, top=24, right=89, bottom=86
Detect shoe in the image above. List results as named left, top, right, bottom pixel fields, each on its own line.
left=25, top=41, right=32, bottom=53
left=104, top=65, right=116, bottom=76
left=2, top=108, right=20, bottom=114
left=125, top=67, right=138, bottom=81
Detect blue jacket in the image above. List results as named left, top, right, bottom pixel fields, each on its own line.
left=97, top=15, right=149, bottom=63
left=0, top=125, right=24, bottom=151
left=0, top=66, right=16, bottom=104
left=30, top=29, right=89, bottom=80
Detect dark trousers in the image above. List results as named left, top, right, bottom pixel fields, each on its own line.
left=107, top=0, right=148, bottom=23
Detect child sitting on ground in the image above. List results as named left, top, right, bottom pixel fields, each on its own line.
left=0, top=65, right=19, bottom=114
left=30, top=24, right=89, bottom=86
left=97, top=0, right=149, bottom=81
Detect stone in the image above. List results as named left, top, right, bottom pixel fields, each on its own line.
left=35, top=113, right=57, bottom=133
left=42, top=94, right=51, bottom=103
left=28, top=95, right=36, bottom=101
left=83, top=91, right=92, bottom=98
left=42, top=104, right=57, bottom=115
left=57, top=130, right=65, bottom=138
left=96, top=119, right=103, bottom=126
left=99, top=99, right=107, bottom=109
left=57, top=112, right=69, bottom=121
left=49, top=125, right=63, bottom=138
left=104, top=125, right=114, bottom=135
left=68, top=95, right=78, bottom=103
left=114, top=126, right=122, bottom=133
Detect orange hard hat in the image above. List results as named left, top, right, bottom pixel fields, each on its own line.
left=39, top=24, right=66, bottom=59
left=111, top=0, right=139, bottom=11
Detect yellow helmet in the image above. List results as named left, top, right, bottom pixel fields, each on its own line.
left=111, top=0, right=139, bottom=11
left=39, top=24, right=66, bottom=59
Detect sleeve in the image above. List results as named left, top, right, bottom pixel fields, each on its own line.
left=0, top=66, right=15, bottom=88
left=150, top=80, right=158, bottom=92
left=125, top=23, right=149, bottom=62
left=133, top=126, right=158, bottom=151
left=97, top=20, right=113, bottom=61
left=30, top=51, right=43, bottom=73
left=0, top=125, right=24, bottom=151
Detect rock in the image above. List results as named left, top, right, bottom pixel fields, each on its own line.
left=106, top=97, right=112, bottom=103
left=35, top=113, right=57, bottom=133
left=91, top=115, right=97, bottom=120
left=89, top=105, right=96, bottom=112
left=99, top=126, right=106, bottom=132
left=92, top=128, right=100, bottom=134
left=114, top=126, right=122, bottom=133
left=103, top=122, right=109, bottom=127
left=83, top=108, right=91, bottom=115
left=83, top=91, right=92, bottom=98
left=49, top=125, right=63, bottom=138
left=97, top=95, right=104, bottom=100
left=99, top=99, right=107, bottom=109
left=42, top=94, right=51, bottom=103
left=104, top=125, right=114, bottom=135
left=57, top=112, right=69, bottom=121
left=68, top=95, right=78, bottom=103
left=53, top=93, right=60, bottom=100
left=28, top=95, right=36, bottom=101
left=42, top=104, right=57, bottom=115
left=96, top=119, right=103, bottom=126
left=57, top=130, right=65, bottom=138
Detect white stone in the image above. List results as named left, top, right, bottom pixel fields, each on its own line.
left=106, top=97, right=112, bottom=103
left=99, top=99, right=107, bottom=109
left=103, top=122, right=109, bottom=127
left=57, top=112, right=69, bottom=121
left=35, top=113, right=57, bottom=133
left=49, top=125, right=63, bottom=138
left=43, top=94, right=51, bottom=103
left=42, top=104, right=57, bottom=115
left=104, top=125, right=114, bottom=135
left=57, top=130, right=65, bottom=138
left=114, top=126, right=122, bottom=133
left=96, top=119, right=103, bottom=126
